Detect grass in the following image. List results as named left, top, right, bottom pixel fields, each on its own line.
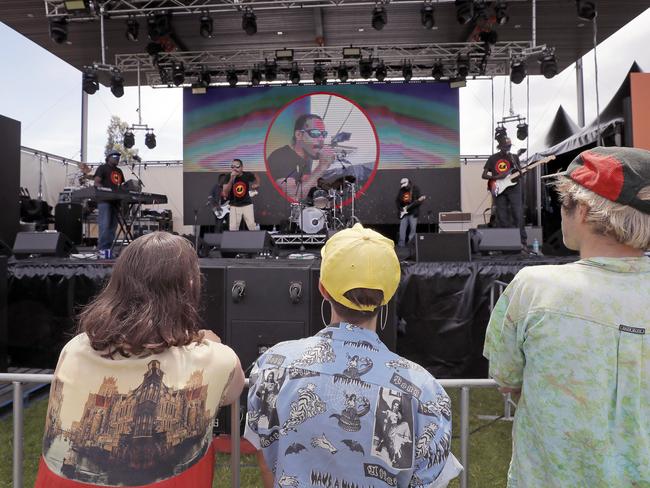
left=1, top=388, right=511, bottom=488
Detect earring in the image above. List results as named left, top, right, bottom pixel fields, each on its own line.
left=321, top=298, right=329, bottom=327
left=380, top=303, right=388, bottom=331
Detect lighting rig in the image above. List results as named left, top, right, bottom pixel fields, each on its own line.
left=495, top=114, right=528, bottom=142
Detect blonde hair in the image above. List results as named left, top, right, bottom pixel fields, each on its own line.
left=554, top=176, right=650, bottom=250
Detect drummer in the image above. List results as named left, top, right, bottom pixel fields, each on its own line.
left=306, top=178, right=330, bottom=207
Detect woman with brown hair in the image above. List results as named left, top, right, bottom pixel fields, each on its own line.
left=36, top=231, right=244, bottom=488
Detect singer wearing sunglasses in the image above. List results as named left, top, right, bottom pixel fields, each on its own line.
left=267, top=114, right=337, bottom=199
left=221, top=159, right=260, bottom=231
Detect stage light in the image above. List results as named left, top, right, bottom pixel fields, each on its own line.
left=495, top=125, right=507, bottom=142
left=375, top=61, right=387, bottom=82
left=289, top=63, right=301, bottom=84
left=473, top=0, right=488, bottom=20
left=123, top=131, right=135, bottom=149
left=420, top=3, right=435, bottom=30
left=402, top=62, right=413, bottom=82
left=64, top=1, right=89, bottom=13
left=540, top=50, right=558, bottom=79
left=199, top=12, right=213, bottom=38
left=82, top=67, right=99, bottom=95
left=110, top=72, right=124, bottom=98
left=226, top=69, right=238, bottom=87
left=371, top=5, right=388, bottom=31
left=455, top=0, right=474, bottom=25
left=576, top=0, right=596, bottom=21
left=159, top=67, right=171, bottom=85
left=148, top=13, right=171, bottom=40
left=146, top=42, right=163, bottom=57
left=516, top=122, right=528, bottom=141
left=456, top=54, right=470, bottom=80
left=431, top=62, right=444, bottom=81
left=264, top=61, right=278, bottom=82
left=337, top=64, right=349, bottom=83
left=126, top=16, right=139, bottom=42
left=494, top=1, right=509, bottom=25
left=510, top=59, right=527, bottom=84
left=198, top=66, right=211, bottom=87
left=250, top=66, right=262, bottom=86
left=242, top=9, right=257, bottom=36
left=145, top=131, right=157, bottom=149
left=49, top=18, right=68, bottom=44
left=359, top=58, right=373, bottom=79
left=275, top=49, right=294, bottom=62
left=313, top=65, right=327, bottom=85
left=172, top=62, right=185, bottom=86
left=479, top=30, right=498, bottom=46
left=343, top=47, right=362, bottom=59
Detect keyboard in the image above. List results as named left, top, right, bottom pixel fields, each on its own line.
left=70, top=187, right=168, bottom=205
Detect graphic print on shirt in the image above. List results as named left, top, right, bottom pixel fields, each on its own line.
left=495, top=158, right=511, bottom=174
left=333, top=354, right=373, bottom=389
left=233, top=180, right=248, bottom=199
left=255, top=368, right=287, bottom=431
left=285, top=442, right=307, bottom=456
left=277, top=472, right=300, bottom=487
left=418, top=393, right=452, bottom=420
left=110, top=169, right=123, bottom=186
left=311, top=433, right=338, bottom=454
left=42, top=360, right=213, bottom=485
left=415, top=422, right=451, bottom=470
left=371, top=387, right=414, bottom=470
left=311, top=470, right=373, bottom=488
left=330, top=391, right=371, bottom=432
left=342, top=439, right=365, bottom=455
left=344, top=339, right=379, bottom=352
left=280, top=383, right=327, bottom=435
left=385, top=358, right=426, bottom=373
left=290, top=339, right=336, bottom=367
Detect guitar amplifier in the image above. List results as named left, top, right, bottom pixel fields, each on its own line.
left=438, top=212, right=472, bottom=232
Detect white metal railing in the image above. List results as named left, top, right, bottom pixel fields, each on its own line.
left=1, top=374, right=500, bottom=488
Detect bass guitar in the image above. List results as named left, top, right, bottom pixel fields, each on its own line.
left=212, top=190, right=258, bottom=219
left=399, top=195, right=427, bottom=219
left=488, top=155, right=556, bottom=197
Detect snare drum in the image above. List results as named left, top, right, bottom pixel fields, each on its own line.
left=298, top=207, right=326, bottom=234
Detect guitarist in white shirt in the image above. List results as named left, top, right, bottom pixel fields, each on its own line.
left=482, top=137, right=527, bottom=246
left=396, top=178, right=424, bottom=248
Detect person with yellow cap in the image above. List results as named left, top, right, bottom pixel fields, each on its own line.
left=245, top=224, right=462, bottom=487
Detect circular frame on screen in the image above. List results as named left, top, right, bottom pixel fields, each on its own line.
left=264, top=92, right=380, bottom=206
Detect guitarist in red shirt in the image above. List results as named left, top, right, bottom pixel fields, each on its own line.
left=482, top=137, right=527, bottom=246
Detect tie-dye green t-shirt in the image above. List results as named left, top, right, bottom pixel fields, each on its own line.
left=484, top=257, right=650, bottom=488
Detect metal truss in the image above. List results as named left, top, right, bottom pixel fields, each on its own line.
left=45, top=0, right=532, bottom=20
left=272, top=233, right=327, bottom=246
left=114, top=41, right=548, bottom=85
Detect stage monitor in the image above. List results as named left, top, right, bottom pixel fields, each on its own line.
left=220, top=231, right=273, bottom=257
left=415, top=232, right=471, bottom=262
left=472, top=228, right=522, bottom=252
left=13, top=231, right=77, bottom=258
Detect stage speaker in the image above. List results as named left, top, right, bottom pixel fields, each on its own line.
left=438, top=212, right=472, bottom=233
left=55, top=203, right=83, bottom=245
left=472, top=228, right=522, bottom=252
left=0, top=256, right=7, bottom=371
left=220, top=231, right=272, bottom=257
left=415, top=232, right=471, bottom=262
left=13, top=231, right=77, bottom=258
left=199, top=262, right=226, bottom=339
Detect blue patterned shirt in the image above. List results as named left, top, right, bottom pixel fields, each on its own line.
left=244, top=323, right=461, bottom=487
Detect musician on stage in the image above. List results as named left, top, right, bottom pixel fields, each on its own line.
left=306, top=177, right=329, bottom=206
left=207, top=173, right=230, bottom=233
left=94, top=150, right=125, bottom=253
left=222, top=158, right=260, bottom=231
left=482, top=137, right=527, bottom=245
left=396, top=177, right=422, bottom=248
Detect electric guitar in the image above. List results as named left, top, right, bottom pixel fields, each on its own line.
left=212, top=190, right=258, bottom=219
left=487, top=155, right=556, bottom=197
left=399, top=195, right=427, bottom=219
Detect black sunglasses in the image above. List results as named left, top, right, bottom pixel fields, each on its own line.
left=301, top=129, right=328, bottom=138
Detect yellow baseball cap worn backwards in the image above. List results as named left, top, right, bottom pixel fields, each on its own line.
left=320, top=223, right=401, bottom=312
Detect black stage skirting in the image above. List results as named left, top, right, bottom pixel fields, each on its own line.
left=4, top=254, right=576, bottom=379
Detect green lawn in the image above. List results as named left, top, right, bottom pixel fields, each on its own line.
left=1, top=388, right=511, bottom=487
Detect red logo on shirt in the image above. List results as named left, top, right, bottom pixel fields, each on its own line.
left=111, top=170, right=123, bottom=186
left=401, top=191, right=412, bottom=205
left=233, top=181, right=248, bottom=198
left=496, top=159, right=511, bottom=174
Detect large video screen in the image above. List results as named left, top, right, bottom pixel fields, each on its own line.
left=184, top=83, right=460, bottom=226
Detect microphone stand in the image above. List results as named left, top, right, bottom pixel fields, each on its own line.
left=281, top=168, right=297, bottom=233
left=296, top=166, right=306, bottom=251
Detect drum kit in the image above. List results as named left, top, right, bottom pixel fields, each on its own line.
left=289, top=175, right=359, bottom=234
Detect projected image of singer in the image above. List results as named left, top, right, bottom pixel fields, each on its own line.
left=268, top=113, right=374, bottom=199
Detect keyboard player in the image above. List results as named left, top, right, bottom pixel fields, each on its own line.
left=94, top=150, right=125, bottom=254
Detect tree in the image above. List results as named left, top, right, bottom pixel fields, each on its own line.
left=105, top=115, right=139, bottom=162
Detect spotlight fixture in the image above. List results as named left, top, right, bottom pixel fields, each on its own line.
left=455, top=0, right=474, bottom=25
left=172, top=61, right=185, bottom=86
left=110, top=72, right=125, bottom=98
left=359, top=58, right=373, bottom=79
left=540, top=50, right=558, bottom=79
left=198, top=66, right=211, bottom=87
left=64, top=1, right=91, bottom=14
left=473, top=0, right=488, bottom=20
left=375, top=61, right=387, bottom=82
left=343, top=47, right=362, bottom=59
left=264, top=60, right=278, bottom=82
left=495, top=125, right=508, bottom=142
left=250, top=66, right=262, bottom=86
left=289, top=63, right=301, bottom=84
left=126, top=16, right=139, bottom=42
left=148, top=13, right=171, bottom=40
left=431, top=62, right=444, bottom=81
left=402, top=62, right=413, bottom=82
left=49, top=17, right=68, bottom=44
left=82, top=67, right=99, bottom=95
left=576, top=0, right=596, bottom=21
left=337, top=64, right=349, bottom=83
left=516, top=122, right=528, bottom=141
left=123, top=131, right=135, bottom=149
left=199, top=12, right=213, bottom=38
left=158, top=66, right=171, bottom=85
left=510, top=59, right=527, bottom=84
left=494, top=0, right=509, bottom=25
left=144, top=131, right=157, bottom=150
left=242, top=9, right=257, bottom=36
left=420, top=3, right=435, bottom=30
left=371, top=5, right=388, bottom=31
left=226, top=69, right=238, bottom=87
left=313, top=64, right=327, bottom=85
left=456, top=54, right=470, bottom=80
left=275, top=49, right=294, bottom=62
left=479, top=30, right=498, bottom=46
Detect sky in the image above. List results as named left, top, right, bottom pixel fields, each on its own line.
left=0, top=7, right=649, bottom=163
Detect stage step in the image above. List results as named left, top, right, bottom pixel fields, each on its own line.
left=0, top=367, right=54, bottom=410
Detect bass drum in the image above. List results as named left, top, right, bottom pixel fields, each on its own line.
left=298, top=207, right=326, bottom=234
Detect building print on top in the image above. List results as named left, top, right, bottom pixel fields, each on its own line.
left=42, top=360, right=213, bottom=485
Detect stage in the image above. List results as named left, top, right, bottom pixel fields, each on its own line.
left=1, top=253, right=576, bottom=379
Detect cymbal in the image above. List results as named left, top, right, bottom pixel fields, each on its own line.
left=327, top=175, right=356, bottom=190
